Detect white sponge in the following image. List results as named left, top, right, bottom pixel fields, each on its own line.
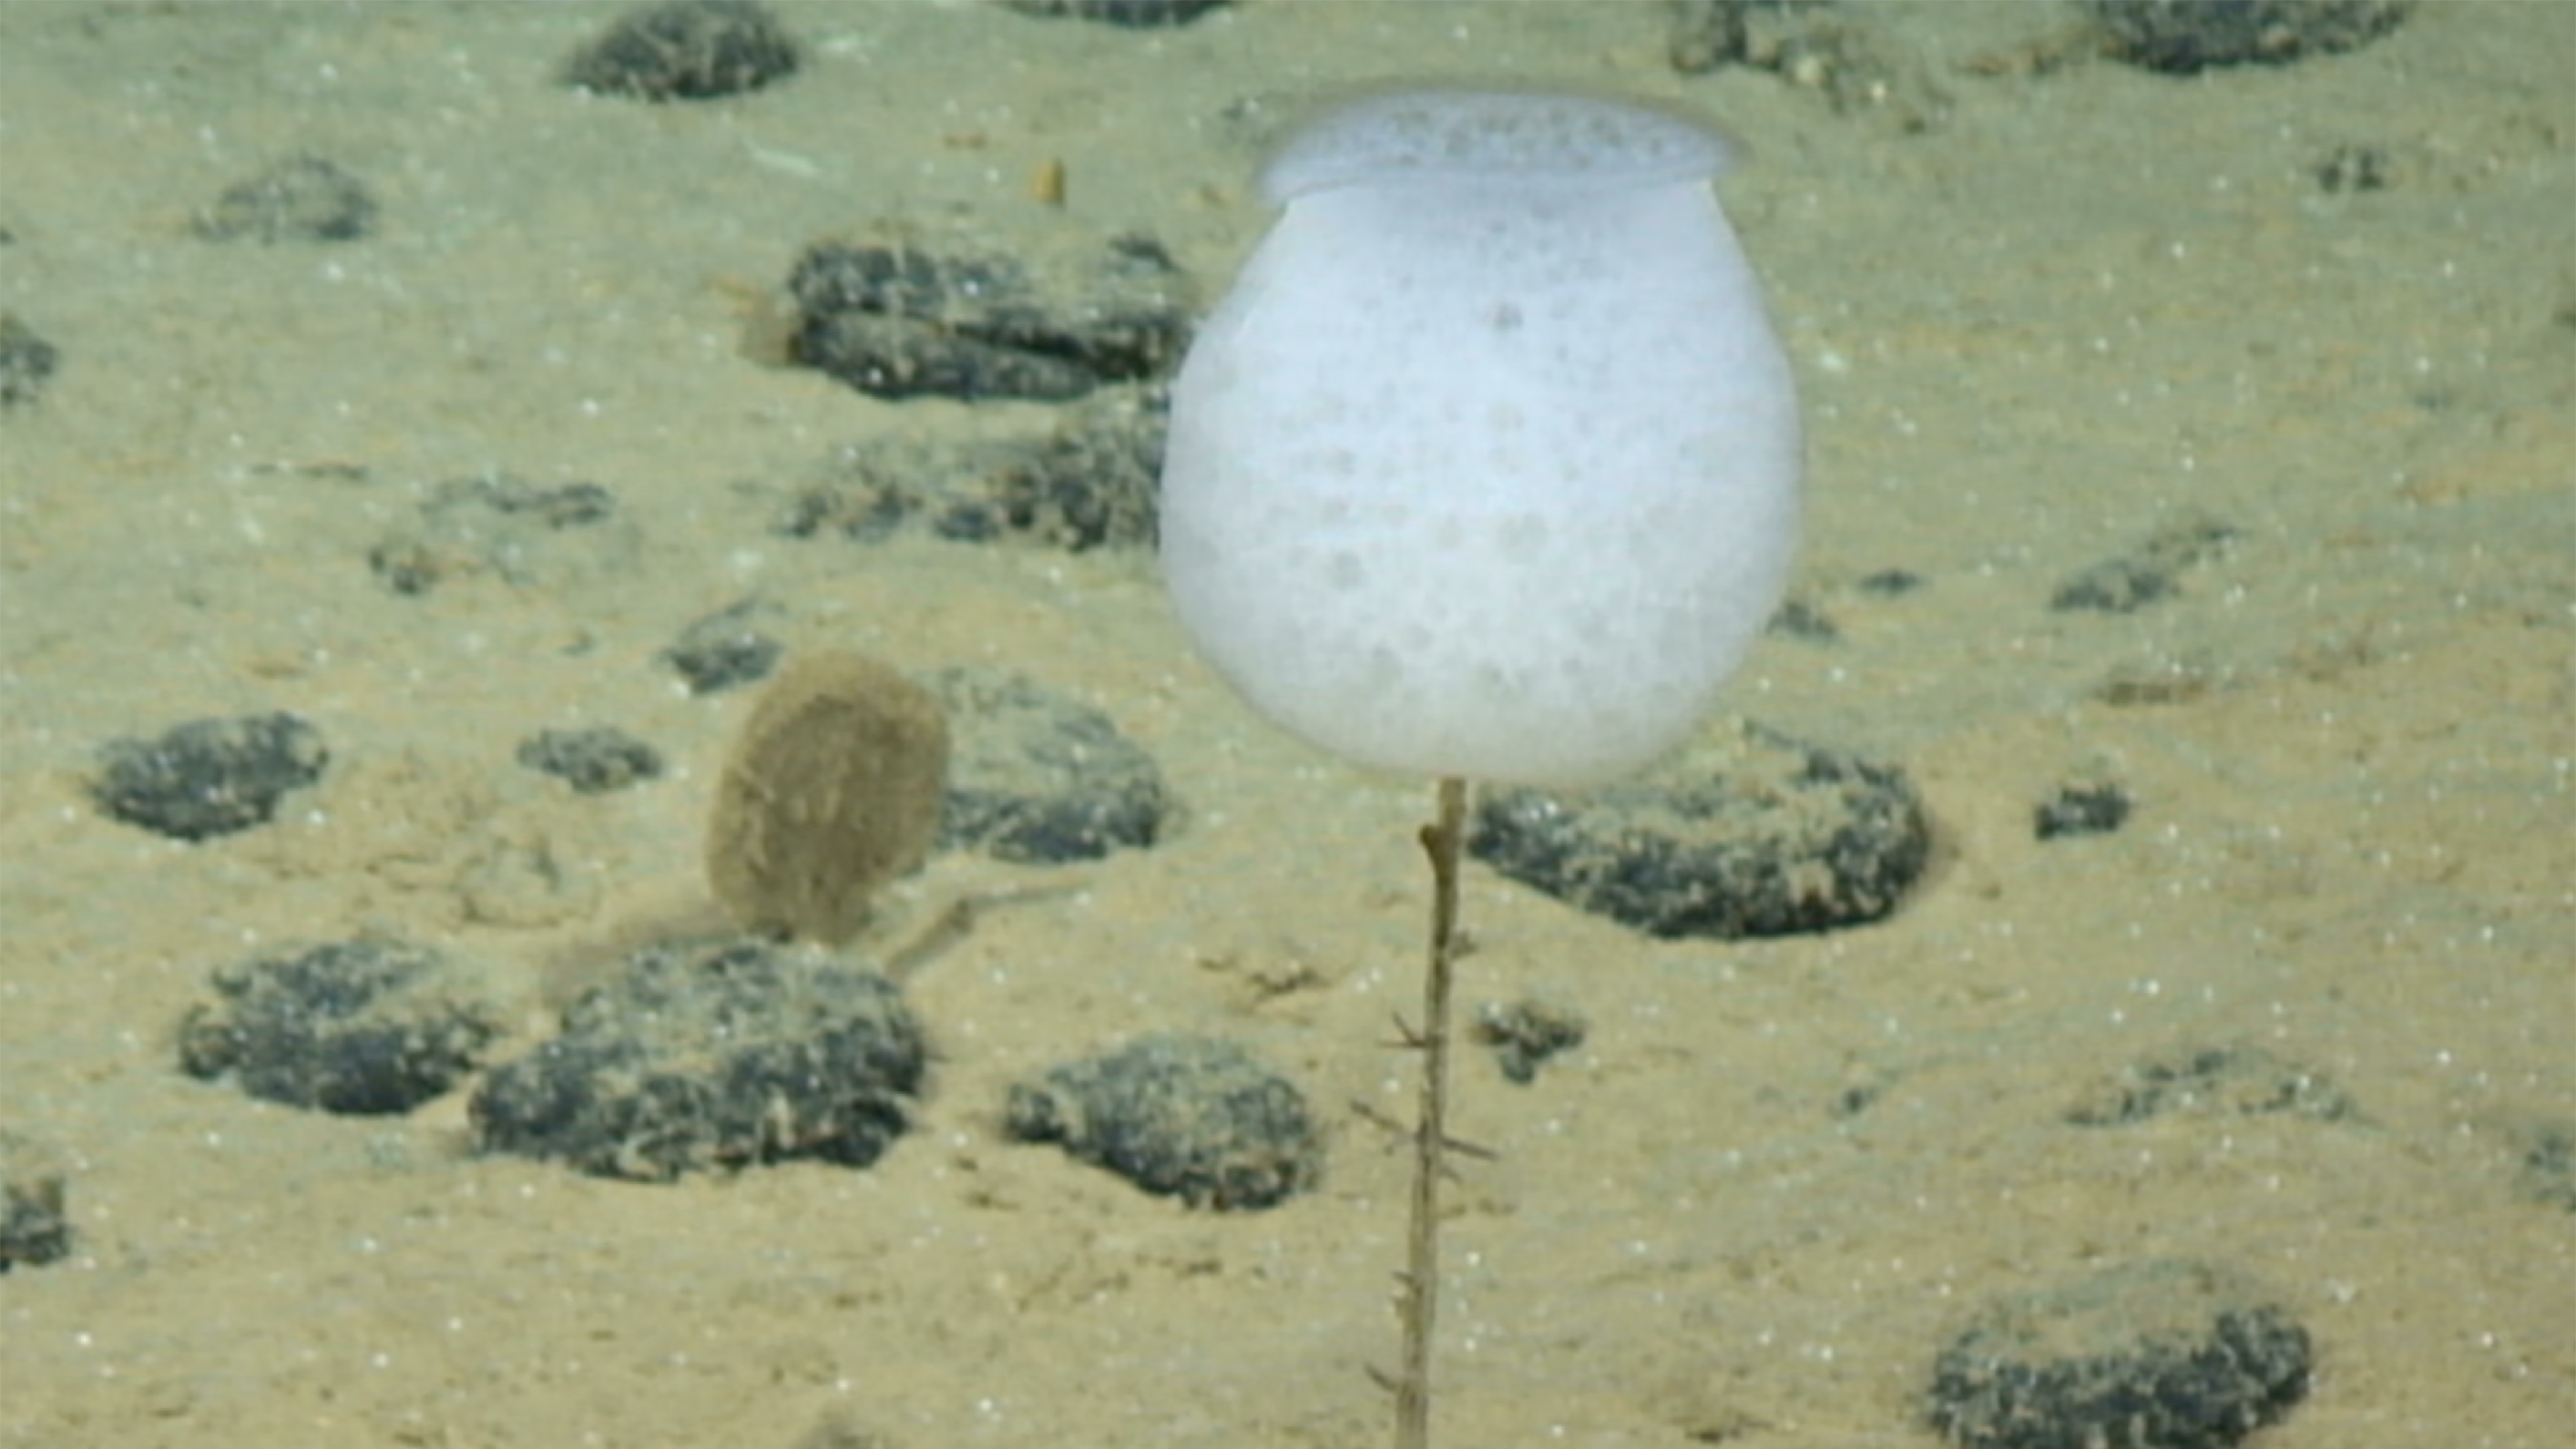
left=1159, top=90, right=1800, bottom=785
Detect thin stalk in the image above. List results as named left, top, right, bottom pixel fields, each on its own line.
left=1395, top=775, right=1469, bottom=1449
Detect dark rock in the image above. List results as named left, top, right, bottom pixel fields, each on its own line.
left=367, top=474, right=630, bottom=595
left=926, top=666, right=1169, bottom=863
left=1471, top=998, right=1588, bottom=1086
left=2049, top=514, right=2234, bottom=614
left=659, top=597, right=783, bottom=695
left=776, top=454, right=941, bottom=542
left=1668, top=0, right=1755, bottom=73
left=2034, top=779, right=2131, bottom=839
left=779, top=385, right=1166, bottom=550
left=92, top=712, right=327, bottom=841
left=2513, top=1122, right=2576, bottom=1212
left=2315, top=142, right=2392, bottom=193
left=0, top=1132, right=73, bottom=1272
left=2064, top=1044, right=2359, bottom=1128
left=1766, top=594, right=1840, bottom=642
left=2051, top=556, right=2175, bottom=613
left=178, top=938, right=504, bottom=1115
left=471, top=937, right=924, bottom=1182
left=987, top=385, right=1165, bottom=549
left=194, top=155, right=376, bottom=242
left=0, top=312, right=59, bottom=406
left=786, top=231, right=1189, bottom=404
left=1928, top=1259, right=2313, bottom=1449
left=563, top=0, right=800, bottom=101
left=1470, top=718, right=1929, bottom=940
left=516, top=727, right=665, bottom=795
left=1001, top=0, right=1229, bottom=26
left=1005, top=1034, right=1320, bottom=1210
left=2090, top=0, right=2409, bottom=74
left=1668, top=1, right=1941, bottom=126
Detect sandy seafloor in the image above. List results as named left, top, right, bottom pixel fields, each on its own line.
left=1, top=2, right=2569, bottom=1446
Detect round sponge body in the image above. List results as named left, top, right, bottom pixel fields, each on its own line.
left=1160, top=90, right=1799, bottom=785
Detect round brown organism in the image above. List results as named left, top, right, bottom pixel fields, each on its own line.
left=706, top=650, right=948, bottom=944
